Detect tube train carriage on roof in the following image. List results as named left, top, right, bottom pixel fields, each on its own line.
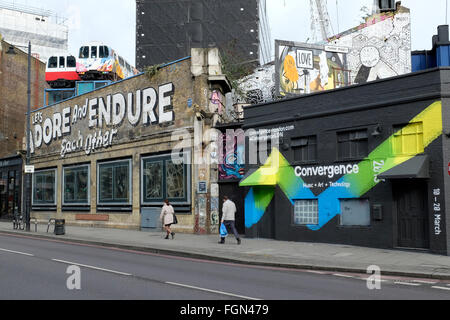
left=77, top=42, right=139, bottom=81
left=45, top=42, right=139, bottom=88
left=45, top=53, right=82, bottom=88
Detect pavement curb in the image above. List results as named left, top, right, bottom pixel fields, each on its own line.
left=1, top=229, right=450, bottom=281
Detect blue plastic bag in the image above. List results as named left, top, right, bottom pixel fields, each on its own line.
left=220, top=223, right=228, bottom=237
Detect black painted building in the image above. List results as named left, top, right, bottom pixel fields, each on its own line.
left=240, top=67, right=450, bottom=256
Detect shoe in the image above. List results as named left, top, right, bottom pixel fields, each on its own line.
left=218, top=239, right=225, bottom=244
left=165, top=235, right=170, bottom=240
left=237, top=238, right=241, bottom=245
left=171, top=232, right=175, bottom=240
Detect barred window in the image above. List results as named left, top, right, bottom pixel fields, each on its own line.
left=294, top=200, right=318, bottom=225
left=292, top=136, right=317, bottom=163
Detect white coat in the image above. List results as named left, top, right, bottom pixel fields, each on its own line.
left=160, top=204, right=175, bottom=225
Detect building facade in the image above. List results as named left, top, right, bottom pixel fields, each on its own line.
left=0, top=36, right=48, bottom=221
left=240, top=68, right=450, bottom=256
left=0, top=3, right=68, bottom=63
left=135, top=0, right=272, bottom=70
left=28, top=49, right=232, bottom=233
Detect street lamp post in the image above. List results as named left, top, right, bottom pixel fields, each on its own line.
left=6, top=41, right=32, bottom=231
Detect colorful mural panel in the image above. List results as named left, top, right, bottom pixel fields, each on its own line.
left=275, top=42, right=351, bottom=97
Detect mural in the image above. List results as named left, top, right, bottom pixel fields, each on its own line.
left=237, top=65, right=277, bottom=105
left=219, top=131, right=245, bottom=180
left=241, top=101, right=443, bottom=230
left=274, top=6, right=411, bottom=98
left=275, top=42, right=351, bottom=97
left=328, top=7, right=411, bottom=84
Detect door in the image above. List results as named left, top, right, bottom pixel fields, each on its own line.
left=393, top=180, right=429, bottom=249
left=219, top=182, right=245, bottom=235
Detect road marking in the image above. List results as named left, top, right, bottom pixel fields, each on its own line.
left=432, top=286, right=450, bottom=291
left=411, top=280, right=437, bottom=285
left=0, top=248, right=34, bottom=257
left=333, top=274, right=355, bottom=278
left=394, top=281, right=421, bottom=286
left=306, top=270, right=328, bottom=275
left=166, top=281, right=261, bottom=300
left=52, top=259, right=132, bottom=276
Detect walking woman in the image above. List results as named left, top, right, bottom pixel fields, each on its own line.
left=160, top=199, right=175, bottom=240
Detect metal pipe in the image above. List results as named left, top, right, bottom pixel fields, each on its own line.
left=25, top=41, right=31, bottom=232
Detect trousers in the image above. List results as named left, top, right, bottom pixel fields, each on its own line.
left=222, top=220, right=240, bottom=240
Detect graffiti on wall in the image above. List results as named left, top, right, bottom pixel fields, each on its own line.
left=237, top=65, right=277, bottom=105
left=274, top=6, right=411, bottom=98
left=275, top=42, right=351, bottom=97
left=240, top=101, right=442, bottom=230
left=328, top=7, right=411, bottom=84
left=219, top=131, right=245, bottom=180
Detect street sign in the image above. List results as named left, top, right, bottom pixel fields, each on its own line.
left=24, top=165, right=35, bottom=173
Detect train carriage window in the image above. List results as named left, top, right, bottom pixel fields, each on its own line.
left=99, top=46, right=109, bottom=58
left=59, top=56, right=65, bottom=68
left=119, top=56, right=124, bottom=66
left=91, top=46, right=97, bottom=59
left=80, top=46, right=89, bottom=58
left=48, top=57, right=57, bottom=68
left=67, top=56, right=76, bottom=68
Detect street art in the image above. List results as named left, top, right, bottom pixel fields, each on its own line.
left=237, top=65, right=277, bottom=105
left=273, top=6, right=411, bottom=98
left=328, top=7, right=411, bottom=84
left=219, top=132, right=245, bottom=180
left=275, top=42, right=350, bottom=97
left=241, top=101, right=443, bottom=230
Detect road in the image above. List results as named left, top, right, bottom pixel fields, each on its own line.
left=0, top=232, right=449, bottom=301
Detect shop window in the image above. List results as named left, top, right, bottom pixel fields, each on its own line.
left=337, top=129, right=368, bottom=160
left=142, top=153, right=190, bottom=205
left=32, top=169, right=57, bottom=206
left=97, top=160, right=131, bottom=205
left=63, top=165, right=90, bottom=205
left=292, top=136, right=317, bottom=163
left=392, top=122, right=424, bottom=156
left=340, top=199, right=371, bottom=226
left=294, top=199, right=318, bottom=225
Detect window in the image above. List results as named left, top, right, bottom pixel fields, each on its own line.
left=67, top=56, right=76, bottom=68
left=63, top=165, right=89, bottom=205
left=91, top=46, right=97, bottom=59
left=337, top=129, right=368, bottom=160
left=99, top=46, right=109, bottom=58
left=119, top=56, right=125, bottom=67
left=98, top=160, right=131, bottom=205
left=48, top=57, right=57, bottom=68
left=340, top=199, right=370, bottom=226
left=292, top=136, right=317, bottom=163
left=59, top=56, right=65, bottom=68
left=33, top=169, right=56, bottom=206
left=142, top=153, right=190, bottom=204
left=393, top=122, right=424, bottom=156
left=79, top=46, right=89, bottom=58
left=294, top=200, right=318, bottom=225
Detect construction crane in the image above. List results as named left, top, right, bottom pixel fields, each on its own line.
left=309, top=0, right=333, bottom=43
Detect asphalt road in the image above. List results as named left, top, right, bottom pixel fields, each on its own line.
left=0, top=233, right=449, bottom=301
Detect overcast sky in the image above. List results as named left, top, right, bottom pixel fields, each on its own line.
left=4, top=0, right=449, bottom=67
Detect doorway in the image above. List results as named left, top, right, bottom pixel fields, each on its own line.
left=393, top=180, right=429, bottom=249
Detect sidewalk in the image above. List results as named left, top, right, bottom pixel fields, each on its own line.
left=0, top=221, right=449, bottom=279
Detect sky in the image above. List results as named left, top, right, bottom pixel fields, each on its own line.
left=3, top=0, right=449, bottom=67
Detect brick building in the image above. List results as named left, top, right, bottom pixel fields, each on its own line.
left=0, top=36, right=48, bottom=221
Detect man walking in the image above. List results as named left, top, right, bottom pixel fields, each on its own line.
left=219, top=196, right=241, bottom=245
